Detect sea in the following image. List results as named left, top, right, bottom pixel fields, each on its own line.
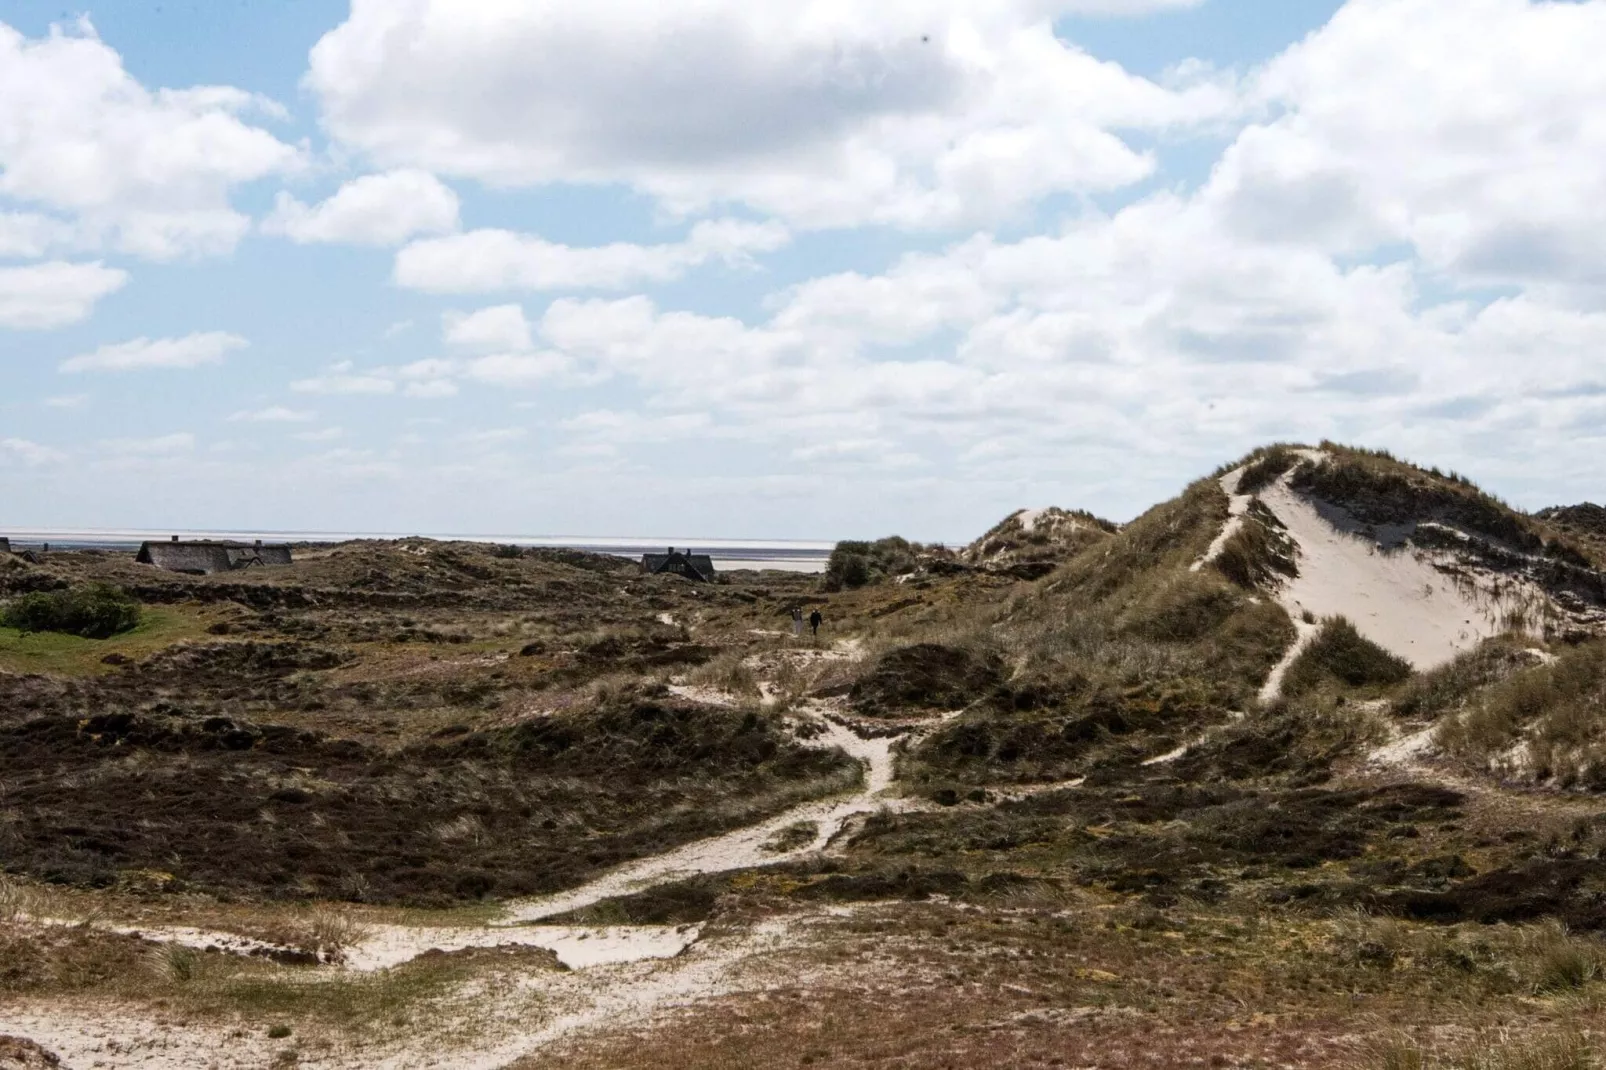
left=0, top=528, right=833, bottom=573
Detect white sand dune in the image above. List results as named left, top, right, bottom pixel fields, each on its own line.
left=1236, top=456, right=1547, bottom=700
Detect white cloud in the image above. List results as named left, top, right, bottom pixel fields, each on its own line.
left=0, top=260, right=127, bottom=329
left=1, top=437, right=66, bottom=465
left=0, top=20, right=300, bottom=260
left=43, top=394, right=88, bottom=409
left=290, top=369, right=398, bottom=395
left=0, top=211, right=72, bottom=257
left=1204, top=0, right=1606, bottom=289
left=463, top=352, right=573, bottom=386
left=61, top=331, right=247, bottom=373
left=230, top=406, right=315, bottom=423
left=404, top=379, right=459, bottom=398
left=443, top=305, right=532, bottom=351
left=294, top=426, right=345, bottom=442
left=264, top=169, right=460, bottom=246
left=460, top=427, right=528, bottom=445
left=309, top=0, right=1232, bottom=229
left=101, top=432, right=196, bottom=454
left=396, top=219, right=790, bottom=293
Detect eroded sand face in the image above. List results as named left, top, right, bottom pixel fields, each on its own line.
left=1195, top=455, right=1550, bottom=701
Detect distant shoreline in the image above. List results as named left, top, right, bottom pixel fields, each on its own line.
left=0, top=528, right=834, bottom=573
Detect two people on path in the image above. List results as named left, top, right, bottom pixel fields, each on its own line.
left=791, top=606, right=824, bottom=638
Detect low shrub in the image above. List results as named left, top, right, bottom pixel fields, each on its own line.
left=1236, top=445, right=1301, bottom=495
left=1282, top=617, right=1412, bottom=696
left=1, top=583, right=141, bottom=639
left=824, top=537, right=925, bottom=590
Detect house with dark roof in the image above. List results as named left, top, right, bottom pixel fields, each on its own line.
left=0, top=537, right=10, bottom=555
left=641, top=547, right=716, bottom=582
left=136, top=537, right=293, bottom=576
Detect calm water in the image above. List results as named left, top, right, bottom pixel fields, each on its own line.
left=0, top=528, right=833, bottom=573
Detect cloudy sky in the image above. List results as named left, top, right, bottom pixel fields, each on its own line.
left=1, top=0, right=1602, bottom=543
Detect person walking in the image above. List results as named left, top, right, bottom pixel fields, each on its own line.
left=791, top=606, right=804, bottom=637
left=809, top=609, right=823, bottom=638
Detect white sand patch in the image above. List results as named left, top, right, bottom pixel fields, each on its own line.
left=345, top=924, right=699, bottom=972
left=1259, top=478, right=1541, bottom=676
left=665, top=684, right=740, bottom=707
left=1259, top=617, right=1322, bottom=703
left=1142, top=743, right=1191, bottom=767
left=1368, top=724, right=1439, bottom=770
left=1192, top=466, right=1251, bottom=572
left=1017, top=508, right=1047, bottom=533
left=655, top=612, right=677, bottom=626
left=500, top=720, right=900, bottom=925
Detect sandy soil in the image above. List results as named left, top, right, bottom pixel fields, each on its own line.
left=1260, top=478, right=1539, bottom=673
left=1193, top=466, right=1251, bottom=573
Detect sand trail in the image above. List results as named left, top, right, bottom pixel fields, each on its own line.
left=501, top=717, right=900, bottom=924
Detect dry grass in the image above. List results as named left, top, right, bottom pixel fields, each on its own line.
left=1437, top=639, right=1606, bottom=786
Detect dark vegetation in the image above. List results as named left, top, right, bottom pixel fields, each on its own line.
left=1, top=583, right=141, bottom=639
left=823, top=537, right=933, bottom=590
left=0, top=687, right=853, bottom=906
left=1280, top=617, right=1414, bottom=697
left=850, top=643, right=1003, bottom=716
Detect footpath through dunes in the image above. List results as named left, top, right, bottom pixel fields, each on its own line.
left=14, top=447, right=1606, bottom=1070
left=0, top=638, right=964, bottom=1070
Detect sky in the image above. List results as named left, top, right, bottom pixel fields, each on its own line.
left=1, top=0, right=1603, bottom=544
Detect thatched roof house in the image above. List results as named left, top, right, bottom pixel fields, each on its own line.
left=136, top=538, right=293, bottom=576
left=641, top=547, right=716, bottom=582
left=0, top=537, right=10, bottom=555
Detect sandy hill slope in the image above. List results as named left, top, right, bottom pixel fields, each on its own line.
left=962, top=506, right=1117, bottom=577
left=1201, top=446, right=1606, bottom=698
left=909, top=441, right=1606, bottom=787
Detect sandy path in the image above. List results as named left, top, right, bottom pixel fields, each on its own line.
left=501, top=719, right=899, bottom=924
left=1192, top=466, right=1250, bottom=572
left=0, top=638, right=904, bottom=1069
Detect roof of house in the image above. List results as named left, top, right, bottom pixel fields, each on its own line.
left=642, top=550, right=717, bottom=582
left=0, top=537, right=10, bottom=555
left=135, top=540, right=294, bottom=575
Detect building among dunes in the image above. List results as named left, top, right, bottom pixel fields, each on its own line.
left=0, top=537, right=10, bottom=555
left=136, top=537, right=293, bottom=576
left=641, top=547, right=716, bottom=582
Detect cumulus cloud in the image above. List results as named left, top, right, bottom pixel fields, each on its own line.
left=264, top=169, right=460, bottom=246
left=290, top=365, right=399, bottom=395
left=1205, top=0, right=1606, bottom=289
left=61, top=331, right=247, bottom=373
left=0, top=260, right=127, bottom=329
left=396, top=219, right=790, bottom=293
left=0, top=19, right=300, bottom=260
left=0, top=211, right=72, bottom=257
left=1, top=437, right=66, bottom=465
left=443, top=305, right=533, bottom=351
left=100, top=432, right=196, bottom=454
left=230, top=406, right=315, bottom=423
left=308, top=0, right=1235, bottom=229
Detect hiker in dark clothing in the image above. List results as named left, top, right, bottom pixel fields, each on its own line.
left=809, top=609, right=823, bottom=637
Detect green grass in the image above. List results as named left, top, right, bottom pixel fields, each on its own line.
left=0, top=606, right=212, bottom=675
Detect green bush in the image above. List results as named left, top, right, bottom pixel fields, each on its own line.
left=824, top=537, right=922, bottom=590
left=1, top=583, right=142, bottom=639
left=1282, top=616, right=1413, bottom=696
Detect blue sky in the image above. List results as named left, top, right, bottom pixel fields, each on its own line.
left=2, top=0, right=1603, bottom=543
